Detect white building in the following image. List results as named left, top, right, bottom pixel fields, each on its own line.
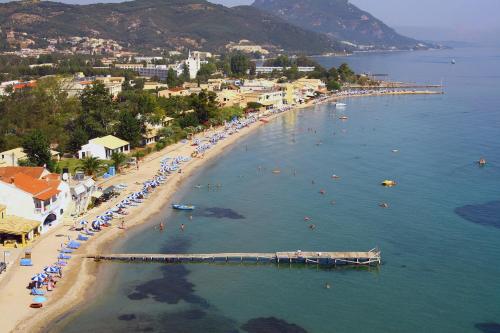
left=0, top=147, right=60, bottom=167
left=78, top=135, right=130, bottom=160
left=184, top=51, right=202, bottom=80
left=0, top=166, right=72, bottom=234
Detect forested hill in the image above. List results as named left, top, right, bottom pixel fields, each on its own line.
left=0, top=0, right=339, bottom=53
left=252, top=0, right=434, bottom=50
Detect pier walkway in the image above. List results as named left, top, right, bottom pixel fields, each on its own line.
left=87, top=248, right=381, bottom=267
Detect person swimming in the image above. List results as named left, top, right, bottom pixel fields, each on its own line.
left=309, top=224, right=316, bottom=230
left=180, top=224, right=185, bottom=231
left=159, top=222, right=164, bottom=231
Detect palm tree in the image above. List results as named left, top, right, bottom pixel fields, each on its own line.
left=79, top=156, right=103, bottom=178
left=111, top=152, right=127, bottom=173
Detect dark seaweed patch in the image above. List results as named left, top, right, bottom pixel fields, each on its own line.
left=194, top=207, right=245, bottom=220
left=118, top=314, right=136, bottom=321
left=127, top=265, right=208, bottom=306
left=242, top=317, right=308, bottom=333
left=475, top=322, right=500, bottom=333
left=127, top=292, right=147, bottom=300
left=455, top=201, right=500, bottom=228
left=156, top=309, right=237, bottom=333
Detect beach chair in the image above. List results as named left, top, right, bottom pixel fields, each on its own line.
left=59, top=248, right=74, bottom=254
left=77, top=235, right=89, bottom=241
left=31, top=288, right=45, bottom=296
left=20, top=259, right=33, bottom=266
left=58, top=254, right=71, bottom=260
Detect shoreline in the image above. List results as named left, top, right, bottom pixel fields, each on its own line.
left=4, top=89, right=441, bottom=333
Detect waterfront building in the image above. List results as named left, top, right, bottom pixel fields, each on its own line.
left=78, top=135, right=130, bottom=160
left=0, top=167, right=71, bottom=236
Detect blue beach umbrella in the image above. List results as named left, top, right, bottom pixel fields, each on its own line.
left=31, top=274, right=44, bottom=282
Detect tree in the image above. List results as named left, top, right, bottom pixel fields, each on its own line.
left=338, top=63, right=355, bottom=82
left=68, top=126, right=89, bottom=154
left=115, top=111, right=142, bottom=148
left=327, top=80, right=341, bottom=91
left=22, top=129, right=55, bottom=171
left=230, top=53, right=250, bottom=76
left=166, top=68, right=178, bottom=88
left=196, top=63, right=217, bottom=83
left=110, top=152, right=127, bottom=172
left=182, top=63, right=190, bottom=82
left=79, top=156, right=103, bottom=177
left=79, top=82, right=115, bottom=137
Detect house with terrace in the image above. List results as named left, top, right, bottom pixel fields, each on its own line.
left=0, top=167, right=71, bottom=238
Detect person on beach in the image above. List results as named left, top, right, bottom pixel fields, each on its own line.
left=121, top=219, right=126, bottom=229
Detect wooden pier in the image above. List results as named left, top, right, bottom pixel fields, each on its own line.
left=87, top=248, right=381, bottom=267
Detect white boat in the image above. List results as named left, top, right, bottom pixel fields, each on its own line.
left=335, top=103, right=347, bottom=108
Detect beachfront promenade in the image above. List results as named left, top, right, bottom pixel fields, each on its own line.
left=87, top=249, right=382, bottom=266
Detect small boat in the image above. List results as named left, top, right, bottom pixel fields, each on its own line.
left=30, top=303, right=43, bottom=308
left=478, top=158, right=486, bottom=166
left=335, top=103, right=347, bottom=108
left=272, top=169, right=281, bottom=174
left=172, top=204, right=195, bottom=211
left=339, top=116, right=348, bottom=120
left=381, top=180, right=397, bottom=187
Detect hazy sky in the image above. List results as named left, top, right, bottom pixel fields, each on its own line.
left=3, top=0, right=500, bottom=42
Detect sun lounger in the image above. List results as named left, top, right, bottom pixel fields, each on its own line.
left=67, top=240, right=81, bottom=249
left=20, top=259, right=33, bottom=266
left=58, top=254, right=71, bottom=260
left=31, top=288, right=45, bottom=296
left=77, top=235, right=89, bottom=241
left=56, top=260, right=67, bottom=266
left=59, top=248, right=74, bottom=254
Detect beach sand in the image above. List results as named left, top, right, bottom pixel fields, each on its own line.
left=0, top=89, right=440, bottom=333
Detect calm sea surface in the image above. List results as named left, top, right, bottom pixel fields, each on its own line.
left=57, top=47, right=500, bottom=333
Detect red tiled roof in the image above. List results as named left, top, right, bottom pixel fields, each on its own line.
left=0, top=167, right=45, bottom=181
left=0, top=167, right=60, bottom=200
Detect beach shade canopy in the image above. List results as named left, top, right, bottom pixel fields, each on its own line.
left=32, top=296, right=47, bottom=303
left=31, top=274, right=44, bottom=282
left=43, top=266, right=59, bottom=273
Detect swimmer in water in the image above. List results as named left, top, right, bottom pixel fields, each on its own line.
left=180, top=224, right=185, bottom=231
left=325, top=283, right=331, bottom=289
left=159, top=222, right=164, bottom=231
left=309, top=224, right=316, bottom=230
left=189, top=215, right=193, bottom=221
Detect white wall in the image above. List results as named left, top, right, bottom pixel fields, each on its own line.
left=78, top=142, right=107, bottom=160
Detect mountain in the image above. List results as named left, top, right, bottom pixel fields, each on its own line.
left=0, top=0, right=339, bottom=54
left=252, top=0, right=432, bottom=50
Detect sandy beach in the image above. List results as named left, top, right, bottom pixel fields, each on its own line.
left=0, top=89, right=440, bottom=333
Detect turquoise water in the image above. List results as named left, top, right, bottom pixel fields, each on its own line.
left=58, top=47, right=500, bottom=333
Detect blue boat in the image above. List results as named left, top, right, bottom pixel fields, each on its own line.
left=172, top=204, right=195, bottom=211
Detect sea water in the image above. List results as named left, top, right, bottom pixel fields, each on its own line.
left=57, top=47, right=500, bottom=333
